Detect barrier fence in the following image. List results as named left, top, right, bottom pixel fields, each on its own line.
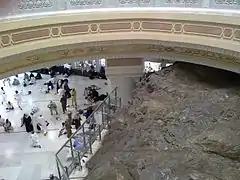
left=55, top=87, right=121, bottom=180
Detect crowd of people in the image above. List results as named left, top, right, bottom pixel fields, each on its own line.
left=0, top=63, right=109, bottom=179
left=38, top=62, right=107, bottom=80
left=0, top=65, right=108, bottom=142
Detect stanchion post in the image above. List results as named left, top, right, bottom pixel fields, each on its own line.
left=69, top=139, right=74, bottom=160
left=65, top=166, right=69, bottom=177
left=89, top=135, right=93, bottom=154
left=108, top=96, right=111, bottom=117
left=98, top=124, right=101, bottom=141
left=56, top=159, right=61, bottom=180
left=77, top=151, right=82, bottom=170
left=101, top=105, right=105, bottom=128
left=93, top=119, right=96, bottom=133
left=82, top=125, right=86, bottom=147
left=114, top=88, right=117, bottom=112
left=119, top=97, right=122, bottom=108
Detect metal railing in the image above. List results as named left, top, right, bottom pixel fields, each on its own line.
left=1, top=0, right=240, bottom=19
left=55, top=87, right=121, bottom=180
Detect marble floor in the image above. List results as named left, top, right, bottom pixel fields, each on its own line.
left=0, top=73, right=110, bottom=180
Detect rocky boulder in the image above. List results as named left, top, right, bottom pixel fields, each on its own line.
left=85, top=62, right=240, bottom=180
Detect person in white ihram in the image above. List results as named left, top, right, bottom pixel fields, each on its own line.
left=3, top=78, right=11, bottom=86
left=0, top=87, right=6, bottom=105
left=58, top=88, right=65, bottom=97
left=14, top=90, right=23, bottom=110
left=30, top=131, right=41, bottom=148
left=37, top=114, right=48, bottom=136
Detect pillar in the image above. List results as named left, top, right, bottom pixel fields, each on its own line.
left=161, top=62, right=167, bottom=68
left=160, top=59, right=168, bottom=69
left=95, top=59, right=101, bottom=72
left=106, top=58, right=144, bottom=106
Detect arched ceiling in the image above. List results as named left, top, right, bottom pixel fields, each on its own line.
left=0, top=10, right=240, bottom=78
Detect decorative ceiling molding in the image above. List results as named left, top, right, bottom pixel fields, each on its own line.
left=2, top=0, right=240, bottom=19
left=0, top=18, right=240, bottom=60
left=1, top=19, right=240, bottom=47
left=0, top=43, right=239, bottom=80
left=1, top=39, right=240, bottom=65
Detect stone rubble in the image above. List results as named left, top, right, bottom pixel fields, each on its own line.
left=86, top=62, right=240, bottom=180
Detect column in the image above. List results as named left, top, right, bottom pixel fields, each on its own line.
left=95, top=59, right=101, bottom=72
left=161, top=62, right=166, bottom=68
left=106, top=58, right=144, bottom=106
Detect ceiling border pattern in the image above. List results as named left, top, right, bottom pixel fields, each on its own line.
left=0, top=18, right=240, bottom=51
left=0, top=43, right=239, bottom=77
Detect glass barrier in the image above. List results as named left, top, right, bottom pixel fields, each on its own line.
left=55, top=87, right=121, bottom=179
left=1, top=0, right=240, bottom=19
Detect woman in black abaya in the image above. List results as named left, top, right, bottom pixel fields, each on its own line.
left=21, top=114, right=33, bottom=133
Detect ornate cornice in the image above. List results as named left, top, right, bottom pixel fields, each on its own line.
left=2, top=0, right=240, bottom=19
left=1, top=19, right=240, bottom=47
left=0, top=43, right=239, bottom=79
left=0, top=18, right=240, bottom=58
left=22, top=44, right=240, bottom=65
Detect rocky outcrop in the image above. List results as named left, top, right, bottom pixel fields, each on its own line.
left=196, top=120, right=240, bottom=161
left=86, top=62, right=240, bottom=180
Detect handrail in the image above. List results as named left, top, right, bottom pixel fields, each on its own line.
left=55, top=86, right=120, bottom=179
left=56, top=86, right=116, bottom=155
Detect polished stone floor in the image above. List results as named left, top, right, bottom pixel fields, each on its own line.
left=0, top=73, right=109, bottom=180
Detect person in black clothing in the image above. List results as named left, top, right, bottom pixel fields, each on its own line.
left=60, top=95, right=67, bottom=114
left=6, top=101, right=14, bottom=110
left=49, top=69, right=56, bottom=78
left=72, top=111, right=82, bottom=130
left=21, top=114, right=33, bottom=133
left=97, top=93, right=108, bottom=101
left=63, top=81, right=71, bottom=98
left=99, top=66, right=107, bottom=79
left=47, top=81, right=54, bottom=90
left=49, top=174, right=59, bottom=180
left=63, top=68, right=71, bottom=77
left=30, top=73, right=35, bottom=79
left=88, top=65, right=97, bottom=80
left=35, top=72, right=42, bottom=80
left=90, top=89, right=99, bottom=102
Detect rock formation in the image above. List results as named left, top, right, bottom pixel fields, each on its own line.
left=86, top=62, right=240, bottom=180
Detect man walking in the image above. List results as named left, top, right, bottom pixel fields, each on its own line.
left=14, top=90, right=22, bottom=110
left=38, top=114, right=48, bottom=136
left=71, top=88, right=77, bottom=108
left=0, top=87, right=6, bottom=105
left=60, top=94, right=67, bottom=114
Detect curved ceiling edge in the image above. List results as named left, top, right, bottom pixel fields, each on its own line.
left=0, top=43, right=239, bottom=79
left=1, top=10, right=240, bottom=32
left=1, top=32, right=240, bottom=60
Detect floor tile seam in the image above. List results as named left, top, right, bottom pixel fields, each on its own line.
left=0, top=152, right=56, bottom=159
left=0, top=128, right=59, bottom=135
left=19, top=97, right=86, bottom=103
